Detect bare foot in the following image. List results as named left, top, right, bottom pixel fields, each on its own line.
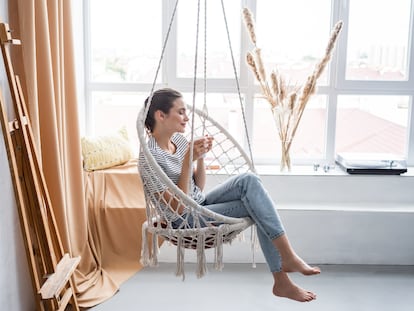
left=273, top=272, right=317, bottom=302
left=282, top=255, right=321, bottom=276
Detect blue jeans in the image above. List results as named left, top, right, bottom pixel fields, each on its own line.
left=202, top=172, right=285, bottom=272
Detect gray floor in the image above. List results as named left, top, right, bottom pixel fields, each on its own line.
left=90, top=263, right=414, bottom=311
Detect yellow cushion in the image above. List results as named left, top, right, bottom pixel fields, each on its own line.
left=81, top=127, right=134, bottom=171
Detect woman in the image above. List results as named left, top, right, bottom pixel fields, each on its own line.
left=138, top=88, right=320, bottom=302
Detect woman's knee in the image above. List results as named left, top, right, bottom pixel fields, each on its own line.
left=239, top=172, right=261, bottom=185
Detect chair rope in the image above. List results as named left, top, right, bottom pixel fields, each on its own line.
left=202, top=0, right=208, bottom=123
left=187, top=0, right=202, bottom=194
left=143, top=0, right=179, bottom=120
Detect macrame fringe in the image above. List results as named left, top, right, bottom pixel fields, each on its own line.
left=140, top=223, right=150, bottom=266
left=151, top=232, right=159, bottom=267
left=175, top=235, right=186, bottom=280
left=237, top=231, right=246, bottom=242
left=142, top=224, right=256, bottom=276
left=250, top=225, right=258, bottom=268
left=196, top=232, right=207, bottom=278
left=214, top=229, right=224, bottom=271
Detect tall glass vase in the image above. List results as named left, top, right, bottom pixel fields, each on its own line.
left=273, top=107, right=292, bottom=172
left=280, top=142, right=291, bottom=172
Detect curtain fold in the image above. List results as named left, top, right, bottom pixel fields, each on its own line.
left=8, top=0, right=138, bottom=307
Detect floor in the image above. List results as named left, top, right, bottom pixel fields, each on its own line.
left=89, top=263, right=414, bottom=311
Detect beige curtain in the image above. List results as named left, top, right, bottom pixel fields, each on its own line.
left=8, top=0, right=144, bottom=307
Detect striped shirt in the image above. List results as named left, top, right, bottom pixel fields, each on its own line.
left=138, top=133, right=205, bottom=207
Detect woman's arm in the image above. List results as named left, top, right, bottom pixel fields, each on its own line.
left=177, top=149, right=195, bottom=194
left=157, top=150, right=192, bottom=215
left=194, top=158, right=206, bottom=190
left=177, top=136, right=213, bottom=191
left=193, top=136, right=213, bottom=189
left=166, top=136, right=213, bottom=214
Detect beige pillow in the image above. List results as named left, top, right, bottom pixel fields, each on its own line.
left=81, top=127, right=133, bottom=171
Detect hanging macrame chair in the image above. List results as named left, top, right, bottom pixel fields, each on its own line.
left=137, top=0, right=256, bottom=279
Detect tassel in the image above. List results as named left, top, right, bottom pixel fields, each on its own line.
left=214, top=229, right=224, bottom=271
left=175, top=236, right=185, bottom=280
left=250, top=225, right=257, bottom=268
left=196, top=232, right=207, bottom=278
left=140, top=223, right=150, bottom=266
left=238, top=231, right=246, bottom=242
left=151, top=233, right=159, bottom=267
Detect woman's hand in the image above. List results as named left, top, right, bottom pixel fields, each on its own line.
left=189, top=136, right=214, bottom=160
left=179, top=136, right=214, bottom=193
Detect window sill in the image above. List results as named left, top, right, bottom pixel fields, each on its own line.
left=277, top=202, right=414, bottom=213
left=254, top=165, right=414, bottom=177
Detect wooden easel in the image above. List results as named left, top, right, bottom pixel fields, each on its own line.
left=0, top=23, right=80, bottom=311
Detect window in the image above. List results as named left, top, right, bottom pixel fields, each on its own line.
left=82, top=0, right=414, bottom=166
left=346, top=0, right=411, bottom=81
left=89, top=0, right=162, bottom=83
left=255, top=0, right=332, bottom=84
left=181, top=92, right=245, bottom=143
left=90, top=92, right=146, bottom=154
left=176, top=0, right=240, bottom=79
left=336, top=95, right=408, bottom=156
left=253, top=95, right=327, bottom=160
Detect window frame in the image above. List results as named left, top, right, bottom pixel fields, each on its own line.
left=81, top=0, right=414, bottom=166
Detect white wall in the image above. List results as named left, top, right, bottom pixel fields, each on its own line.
left=0, top=1, right=35, bottom=309
left=158, top=170, right=414, bottom=266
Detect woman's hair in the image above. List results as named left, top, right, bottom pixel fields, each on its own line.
left=144, top=88, right=182, bottom=132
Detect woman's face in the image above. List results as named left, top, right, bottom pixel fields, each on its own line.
left=161, top=98, right=189, bottom=133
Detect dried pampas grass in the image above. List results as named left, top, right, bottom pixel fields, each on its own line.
left=243, top=8, right=257, bottom=45
left=242, top=7, right=343, bottom=171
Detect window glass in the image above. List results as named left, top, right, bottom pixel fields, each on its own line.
left=91, top=92, right=145, bottom=154
left=177, top=0, right=240, bottom=78
left=336, top=95, right=408, bottom=156
left=253, top=95, right=327, bottom=160
left=178, top=92, right=247, bottom=166
left=346, top=0, right=411, bottom=81
left=255, top=0, right=332, bottom=85
left=84, top=0, right=414, bottom=165
left=89, top=0, right=161, bottom=82
left=181, top=92, right=245, bottom=144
